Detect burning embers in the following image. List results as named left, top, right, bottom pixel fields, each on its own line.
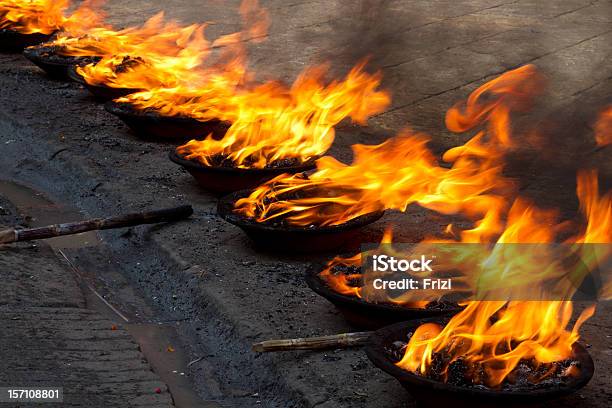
left=366, top=317, right=595, bottom=408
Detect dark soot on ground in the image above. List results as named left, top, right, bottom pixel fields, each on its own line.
left=384, top=334, right=581, bottom=392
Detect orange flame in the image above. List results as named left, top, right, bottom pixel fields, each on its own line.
left=299, top=65, right=608, bottom=388
left=1, top=0, right=101, bottom=35
left=75, top=0, right=268, bottom=94
left=175, top=62, right=390, bottom=168
left=111, top=3, right=267, bottom=120
left=396, top=170, right=610, bottom=387
left=234, top=66, right=544, bottom=228
left=398, top=301, right=594, bottom=387
left=75, top=13, right=212, bottom=90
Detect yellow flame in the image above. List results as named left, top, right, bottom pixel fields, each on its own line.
left=396, top=170, right=610, bottom=387
left=1, top=0, right=101, bottom=34
left=175, top=61, right=390, bottom=168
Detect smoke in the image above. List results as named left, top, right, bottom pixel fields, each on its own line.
left=305, top=0, right=401, bottom=73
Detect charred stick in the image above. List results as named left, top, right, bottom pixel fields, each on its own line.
left=252, top=332, right=372, bottom=352
left=0, top=205, right=193, bottom=244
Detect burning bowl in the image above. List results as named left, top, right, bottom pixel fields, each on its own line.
left=169, top=151, right=318, bottom=194
left=67, top=66, right=141, bottom=101
left=217, top=190, right=385, bottom=252
left=305, top=265, right=461, bottom=329
left=0, top=29, right=54, bottom=52
left=105, top=100, right=229, bottom=141
left=23, top=45, right=100, bottom=79
left=366, top=319, right=594, bottom=408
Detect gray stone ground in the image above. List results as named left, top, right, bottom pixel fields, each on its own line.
left=0, top=1, right=611, bottom=407
left=0, top=197, right=174, bottom=407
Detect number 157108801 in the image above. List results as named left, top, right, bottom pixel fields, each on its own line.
left=1, top=387, right=63, bottom=402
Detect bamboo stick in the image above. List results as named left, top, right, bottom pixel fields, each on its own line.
left=0, top=205, right=193, bottom=244
left=252, top=332, right=372, bottom=352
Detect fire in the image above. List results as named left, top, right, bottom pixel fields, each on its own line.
left=0, top=0, right=100, bottom=35
left=234, top=65, right=542, bottom=228
left=314, top=66, right=545, bottom=305
left=594, top=106, right=612, bottom=147
left=398, top=301, right=594, bottom=387
left=319, top=227, right=430, bottom=307
left=175, top=62, right=390, bottom=169
left=75, top=0, right=267, bottom=95
left=45, top=10, right=173, bottom=60
left=395, top=171, right=610, bottom=387
left=294, top=64, right=609, bottom=388
left=74, top=13, right=211, bottom=91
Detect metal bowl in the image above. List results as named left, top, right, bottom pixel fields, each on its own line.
left=169, top=151, right=318, bottom=194
left=23, top=45, right=100, bottom=79
left=366, top=319, right=595, bottom=408
left=68, top=66, right=141, bottom=101
left=217, top=189, right=385, bottom=253
left=305, top=264, right=461, bottom=329
left=0, top=29, right=53, bottom=52
left=105, top=100, right=229, bottom=141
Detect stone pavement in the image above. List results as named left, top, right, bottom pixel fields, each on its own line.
left=0, top=197, right=174, bottom=407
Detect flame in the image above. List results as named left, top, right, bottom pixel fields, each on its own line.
left=288, top=64, right=608, bottom=387
left=0, top=0, right=100, bottom=35
left=398, top=301, right=594, bottom=387
left=319, top=227, right=430, bottom=307
left=396, top=170, right=610, bottom=387
left=45, top=6, right=176, bottom=59
left=1, top=0, right=68, bottom=34
left=64, top=0, right=387, bottom=169
left=74, top=13, right=212, bottom=91
left=234, top=66, right=543, bottom=227
left=175, top=62, right=390, bottom=168
left=594, top=106, right=612, bottom=147
left=74, top=0, right=268, bottom=96
left=110, top=2, right=268, bottom=122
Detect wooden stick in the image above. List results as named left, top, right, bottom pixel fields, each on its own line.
left=252, top=332, right=372, bottom=352
left=0, top=205, right=193, bottom=244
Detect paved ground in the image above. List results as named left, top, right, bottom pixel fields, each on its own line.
left=0, top=197, right=174, bottom=407
left=0, top=1, right=610, bottom=407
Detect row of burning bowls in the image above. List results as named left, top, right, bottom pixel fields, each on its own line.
left=12, top=37, right=388, bottom=253
left=3, top=27, right=422, bottom=327
left=1, top=29, right=595, bottom=407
